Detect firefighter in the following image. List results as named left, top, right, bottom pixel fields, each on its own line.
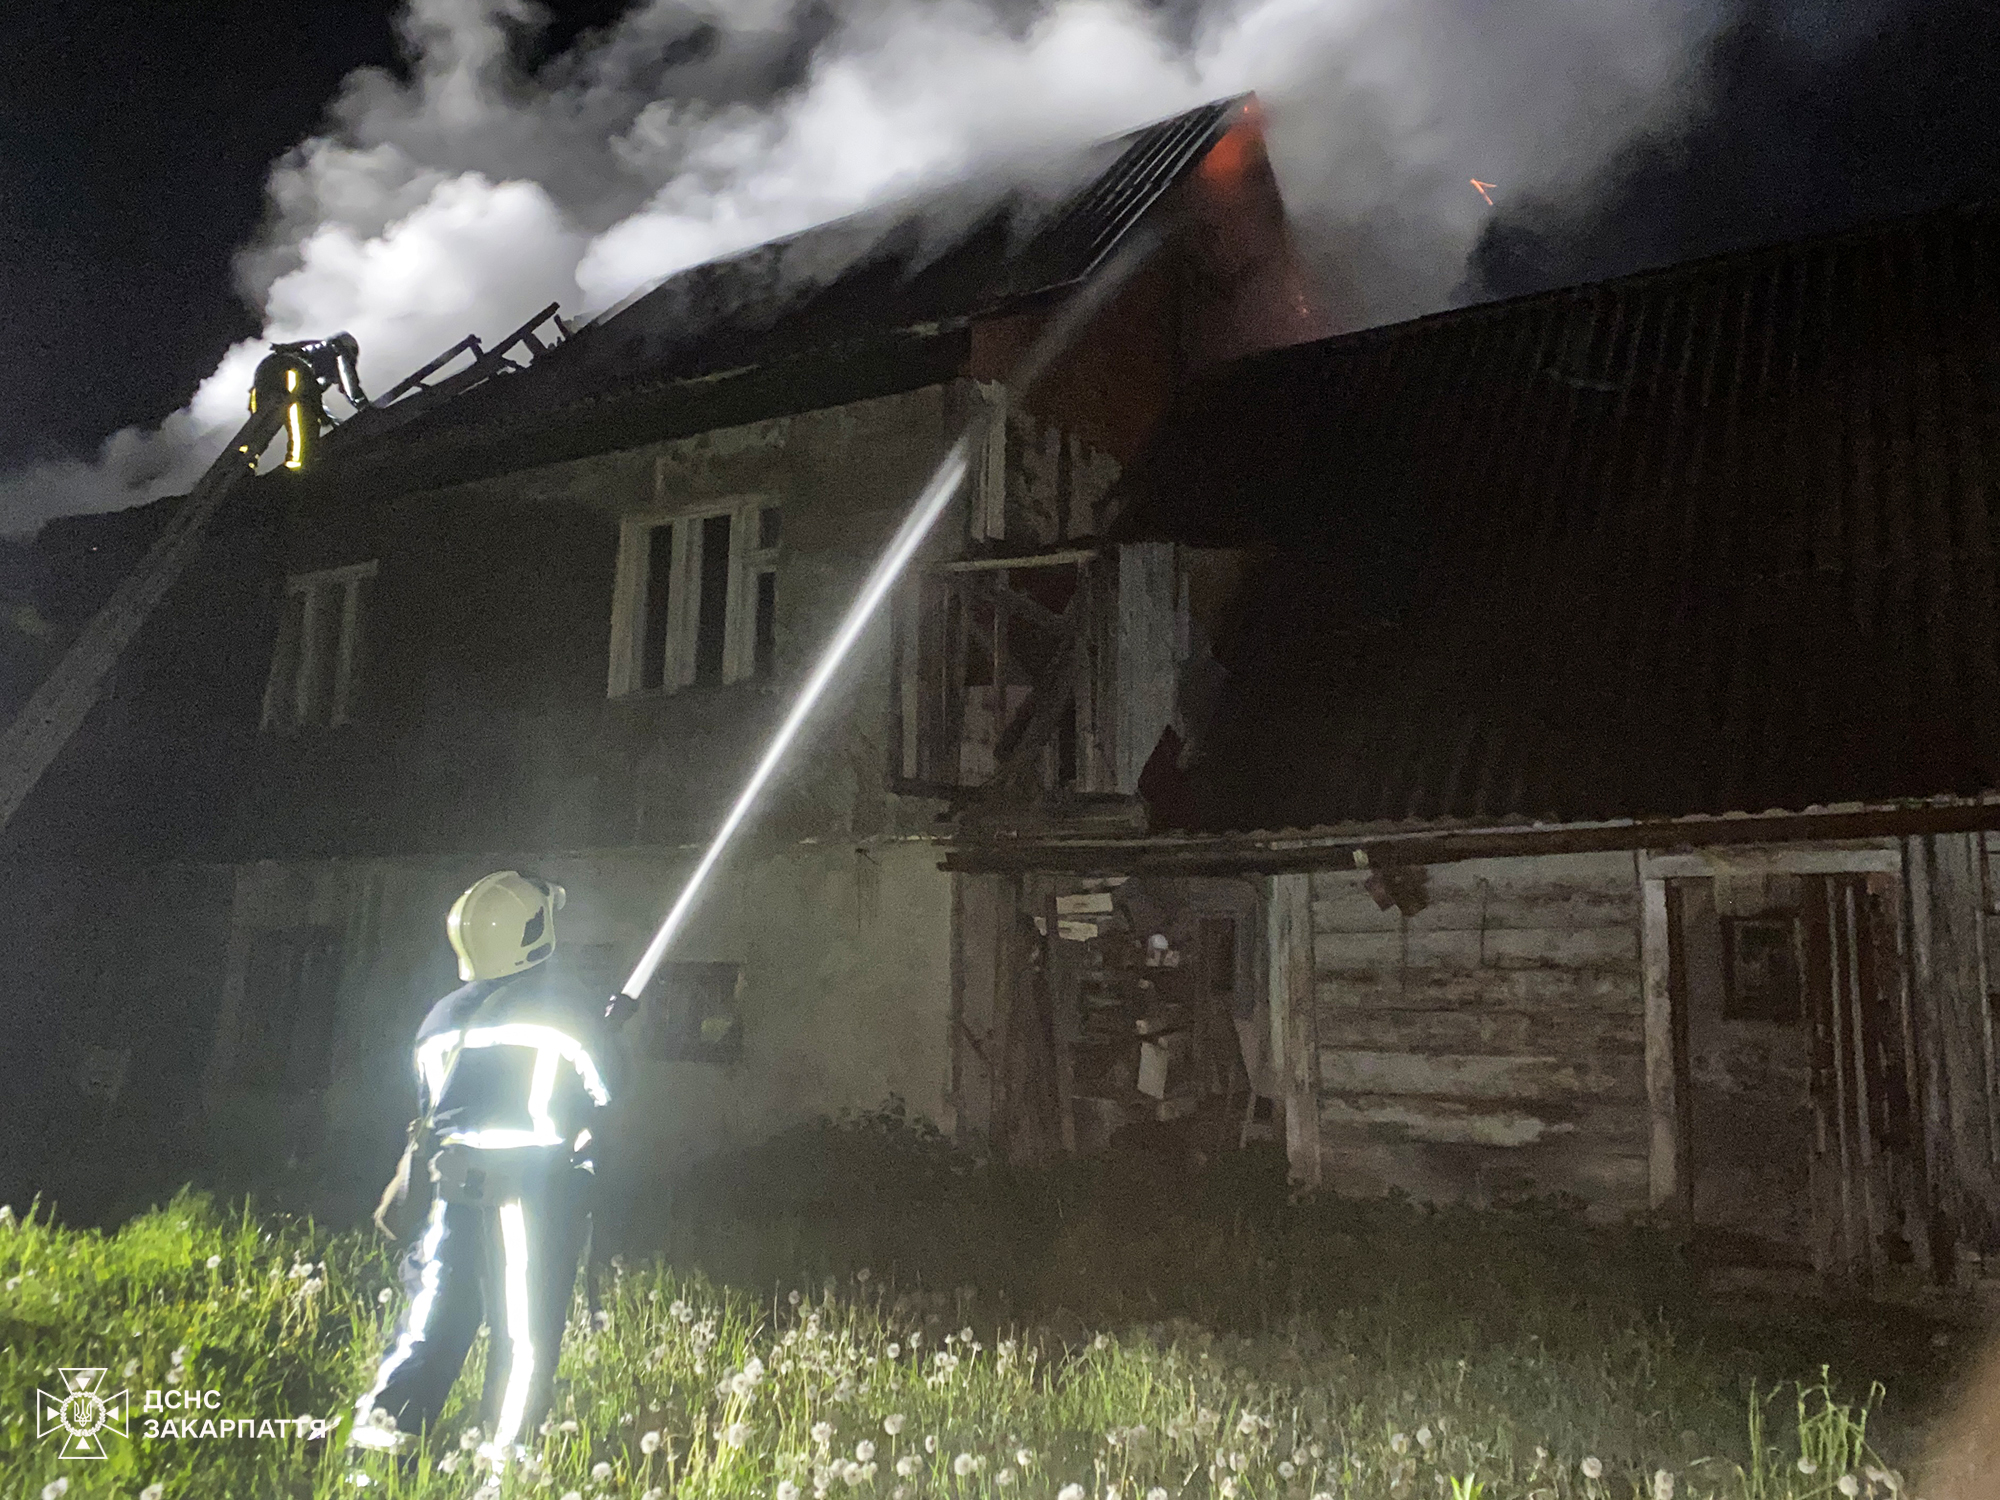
left=248, top=332, right=366, bottom=472
left=349, top=871, right=614, bottom=1476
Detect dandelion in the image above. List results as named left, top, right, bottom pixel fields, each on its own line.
left=779, top=1485, right=801, bottom=1500
left=140, top=1487, right=166, bottom=1500
left=171, top=1345, right=187, bottom=1368
left=1016, top=1448, right=1035, bottom=1468
left=642, top=1430, right=662, bottom=1455
left=925, top=1435, right=938, bottom=1454
left=440, top=1453, right=460, bottom=1475
left=725, top=1422, right=753, bottom=1448
left=593, top=1461, right=614, bottom=1480
left=1582, top=1457, right=1604, bottom=1480
left=378, top=1288, right=394, bottom=1305
left=887, top=1342, right=900, bottom=1358
left=206, top=1254, right=222, bottom=1270
left=1800, top=1460, right=1820, bottom=1477
left=1416, top=1426, right=1434, bottom=1452
left=813, top=1422, right=834, bottom=1448
left=1838, top=1479, right=1861, bottom=1498
left=301, top=1276, right=324, bottom=1296
left=1059, top=1485, right=1087, bottom=1500
left=1238, top=1413, right=1261, bottom=1437
left=955, top=1454, right=978, bottom=1477
left=1149, top=1490, right=1171, bottom=1500
left=559, top=1492, right=582, bottom=1500
left=1653, top=1471, right=1675, bottom=1500
left=558, top=1418, right=579, bottom=1435
left=594, top=1309, right=612, bottom=1332
left=42, top=1481, right=69, bottom=1500
left=0, top=1205, right=12, bottom=1227
left=122, top=1358, right=140, bottom=1379
left=1093, top=1334, right=1110, bottom=1351
left=996, top=1470, right=1017, bottom=1489
left=1280, top=1461, right=1297, bottom=1479
left=858, top=1268, right=872, bottom=1283
left=856, top=1441, right=877, bottom=1462
left=908, top=1330, right=922, bottom=1348
left=896, top=1457, right=922, bottom=1479
left=1391, top=1434, right=1411, bottom=1456
left=884, top=1414, right=906, bottom=1437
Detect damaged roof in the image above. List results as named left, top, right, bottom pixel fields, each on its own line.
left=1116, top=200, right=2000, bottom=833
left=318, top=96, right=1249, bottom=489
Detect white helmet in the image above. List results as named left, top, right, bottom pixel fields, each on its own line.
left=447, top=871, right=566, bottom=982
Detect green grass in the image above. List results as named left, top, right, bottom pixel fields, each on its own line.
left=0, top=1108, right=1966, bottom=1499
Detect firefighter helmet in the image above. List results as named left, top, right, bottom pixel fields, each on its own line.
left=446, top=871, right=566, bottom=982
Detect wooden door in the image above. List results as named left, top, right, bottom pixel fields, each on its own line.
left=1798, top=874, right=1927, bottom=1284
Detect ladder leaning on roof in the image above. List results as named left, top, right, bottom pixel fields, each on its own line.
left=0, top=304, right=569, bottom=837
left=0, top=399, right=291, bottom=834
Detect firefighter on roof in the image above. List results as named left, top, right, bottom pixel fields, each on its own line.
left=350, top=870, right=615, bottom=1476
left=249, top=332, right=366, bottom=472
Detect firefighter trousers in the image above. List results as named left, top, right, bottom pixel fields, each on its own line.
left=352, top=1163, right=589, bottom=1454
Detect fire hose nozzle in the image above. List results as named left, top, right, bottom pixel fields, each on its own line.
left=604, top=992, right=638, bottom=1030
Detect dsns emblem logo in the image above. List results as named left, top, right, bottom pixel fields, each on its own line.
left=36, top=1367, right=129, bottom=1459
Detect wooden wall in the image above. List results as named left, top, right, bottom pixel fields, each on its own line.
left=1309, top=851, right=1650, bottom=1214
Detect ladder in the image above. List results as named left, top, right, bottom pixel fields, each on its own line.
left=0, top=303, right=569, bottom=836
left=0, top=402, right=288, bottom=832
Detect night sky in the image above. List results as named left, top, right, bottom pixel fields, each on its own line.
left=3, top=0, right=1997, bottom=480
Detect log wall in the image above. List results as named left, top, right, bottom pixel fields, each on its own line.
left=1310, top=851, right=1649, bottom=1214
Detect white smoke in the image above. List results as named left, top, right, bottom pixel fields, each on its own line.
left=0, top=0, right=1728, bottom=534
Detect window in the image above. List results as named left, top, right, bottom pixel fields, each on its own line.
left=609, top=502, right=780, bottom=695
left=236, top=927, right=344, bottom=1089
left=263, top=561, right=376, bottom=730
left=644, top=960, right=743, bottom=1063
left=1722, top=916, right=1803, bottom=1024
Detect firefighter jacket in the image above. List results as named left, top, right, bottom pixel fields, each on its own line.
left=412, top=970, right=615, bottom=1166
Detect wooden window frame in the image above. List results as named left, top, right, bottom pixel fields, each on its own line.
left=608, top=499, right=780, bottom=697
left=262, top=560, right=377, bottom=732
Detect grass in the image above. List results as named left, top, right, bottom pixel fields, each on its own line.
left=0, top=1106, right=1974, bottom=1500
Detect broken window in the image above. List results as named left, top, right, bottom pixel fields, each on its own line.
left=645, top=960, right=743, bottom=1064
left=1721, top=915, right=1803, bottom=1023
left=236, top=926, right=344, bottom=1089
left=610, top=502, right=780, bottom=695
left=262, top=561, right=376, bottom=731
left=894, top=552, right=1086, bottom=793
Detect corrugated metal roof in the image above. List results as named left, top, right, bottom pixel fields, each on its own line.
left=363, top=97, right=1247, bottom=453
left=1116, top=201, right=2000, bottom=833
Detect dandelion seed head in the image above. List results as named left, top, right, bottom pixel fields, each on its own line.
left=1279, top=1461, right=1297, bottom=1479
left=779, top=1483, right=801, bottom=1500
left=206, top=1254, right=222, bottom=1269
left=1653, top=1470, right=1675, bottom=1500
left=1582, top=1456, right=1604, bottom=1479
left=1058, top=1485, right=1086, bottom=1500
left=1417, top=1426, right=1434, bottom=1451
left=1838, top=1478, right=1860, bottom=1498
left=813, top=1422, right=834, bottom=1447
left=884, top=1414, right=906, bottom=1436
left=593, top=1461, right=614, bottom=1480
left=955, top=1454, right=978, bottom=1477
left=642, top=1430, right=662, bottom=1454
left=1391, top=1433, right=1411, bottom=1455
left=895, top=1456, right=921, bottom=1478
left=856, top=1441, right=876, bottom=1462
left=1800, top=1459, right=1820, bottom=1476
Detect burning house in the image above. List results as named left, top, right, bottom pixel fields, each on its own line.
left=8, top=81, right=1999, bottom=1293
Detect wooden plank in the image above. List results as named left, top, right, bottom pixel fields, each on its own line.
left=1313, top=1128, right=1649, bottom=1214
left=1316, top=967, right=1642, bottom=1014
left=1268, top=872, right=1321, bottom=1187
left=1319, top=1094, right=1650, bottom=1149
left=1916, top=834, right=2000, bottom=1256
left=1317, top=1006, right=1643, bottom=1058
left=1317, top=1048, right=1646, bottom=1103
left=1114, top=542, right=1179, bottom=794
left=1045, top=888, right=1080, bottom=1155
left=1314, top=926, right=1639, bottom=978
left=1640, top=874, right=1682, bottom=1215
left=1312, top=861, right=1641, bottom=935
left=1642, top=847, right=1900, bottom=878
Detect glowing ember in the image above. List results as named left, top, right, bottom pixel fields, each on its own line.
left=1470, top=178, right=1497, bottom=206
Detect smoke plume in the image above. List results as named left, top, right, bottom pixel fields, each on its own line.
left=0, top=0, right=1731, bottom=535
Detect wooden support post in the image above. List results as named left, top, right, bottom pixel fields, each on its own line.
left=1266, top=873, right=1321, bottom=1188
left=1046, top=887, right=1080, bottom=1154
left=1638, top=869, right=1686, bottom=1217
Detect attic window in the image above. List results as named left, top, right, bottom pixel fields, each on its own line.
left=610, top=501, right=779, bottom=695
left=262, top=561, right=376, bottom=731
